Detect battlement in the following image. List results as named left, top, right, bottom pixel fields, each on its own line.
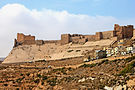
left=14, top=24, right=134, bottom=47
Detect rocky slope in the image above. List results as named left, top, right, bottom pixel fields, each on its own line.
left=1, top=56, right=135, bottom=89
left=3, top=39, right=114, bottom=63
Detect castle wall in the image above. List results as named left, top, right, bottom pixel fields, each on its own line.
left=78, top=38, right=87, bottom=44
left=95, top=32, right=102, bottom=40
left=61, top=34, right=71, bottom=45
left=17, top=33, right=25, bottom=43
left=23, top=40, right=36, bottom=45
left=44, top=40, right=61, bottom=45
left=132, top=29, right=135, bottom=39
left=114, top=24, right=134, bottom=39
left=102, top=31, right=114, bottom=39
left=24, top=35, right=35, bottom=41
left=84, top=35, right=96, bottom=41
left=123, top=25, right=133, bottom=38
left=16, top=33, right=36, bottom=45
left=15, top=24, right=134, bottom=46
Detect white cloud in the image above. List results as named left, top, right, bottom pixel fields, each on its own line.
left=0, top=3, right=135, bottom=57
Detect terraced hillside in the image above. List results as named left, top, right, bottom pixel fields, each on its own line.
left=1, top=56, right=135, bottom=89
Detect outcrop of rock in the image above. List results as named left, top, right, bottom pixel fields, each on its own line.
left=3, top=39, right=114, bottom=63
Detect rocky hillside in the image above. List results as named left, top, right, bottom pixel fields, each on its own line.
left=1, top=56, right=135, bottom=89
left=3, top=39, right=114, bottom=63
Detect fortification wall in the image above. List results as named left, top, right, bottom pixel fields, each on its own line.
left=95, top=32, right=102, bottom=40
left=102, top=31, right=114, bottom=39
left=61, top=34, right=71, bottom=45
left=23, top=40, right=36, bottom=45
left=114, top=24, right=133, bottom=39
left=84, top=35, right=96, bottom=41
left=70, top=34, right=86, bottom=43
left=24, top=35, right=35, bottom=41
left=17, top=33, right=25, bottom=43
left=44, top=40, right=61, bottom=45
left=123, top=25, right=133, bottom=38
left=132, top=29, right=135, bottom=39
left=16, top=33, right=36, bottom=46
left=15, top=24, right=134, bottom=46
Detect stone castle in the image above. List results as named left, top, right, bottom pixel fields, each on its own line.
left=14, top=24, right=135, bottom=47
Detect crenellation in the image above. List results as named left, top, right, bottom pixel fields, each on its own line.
left=14, top=24, right=135, bottom=47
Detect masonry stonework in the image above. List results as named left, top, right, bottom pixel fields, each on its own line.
left=114, top=24, right=133, bottom=39
left=15, top=33, right=36, bottom=46
left=14, top=24, right=134, bottom=47
left=61, top=34, right=71, bottom=45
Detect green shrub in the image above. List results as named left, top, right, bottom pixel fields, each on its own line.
left=3, top=84, right=8, bottom=86
left=37, top=74, right=42, bottom=78
left=112, top=59, right=118, bottom=62
left=79, top=63, right=97, bottom=68
left=68, top=67, right=73, bottom=71
left=47, top=78, right=57, bottom=86
left=42, top=76, right=48, bottom=80
left=41, top=82, right=44, bottom=85
left=125, top=56, right=135, bottom=62
left=98, top=59, right=109, bottom=66
left=65, top=76, right=74, bottom=82
left=20, top=73, right=23, bottom=76
left=76, top=50, right=81, bottom=52
left=67, top=50, right=73, bottom=53
left=35, top=60, right=46, bottom=62
left=26, top=73, right=30, bottom=76
left=0, top=81, right=4, bottom=83
left=53, top=67, right=67, bottom=74
left=119, top=61, right=135, bottom=76
left=34, top=79, right=40, bottom=84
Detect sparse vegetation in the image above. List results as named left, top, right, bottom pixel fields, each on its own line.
left=47, top=77, right=57, bottom=86
left=124, top=56, right=135, bottom=62
left=42, top=76, right=48, bottom=80
left=98, top=59, right=109, bottom=65
left=34, top=79, right=40, bottom=84
left=79, top=63, right=97, bottom=68
left=35, top=60, right=46, bottom=62
left=37, top=74, right=42, bottom=78
left=1, top=55, right=135, bottom=89
left=67, top=50, right=74, bottom=53
left=26, top=73, right=30, bottom=76
left=76, top=50, right=81, bottom=52
left=52, top=67, right=67, bottom=74
left=119, top=61, right=135, bottom=76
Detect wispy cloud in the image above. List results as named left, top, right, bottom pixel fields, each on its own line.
left=0, top=4, right=134, bottom=57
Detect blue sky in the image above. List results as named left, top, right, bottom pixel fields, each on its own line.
left=0, top=0, right=135, bottom=57
left=0, top=0, right=135, bottom=19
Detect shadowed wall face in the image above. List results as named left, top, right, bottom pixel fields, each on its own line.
left=61, top=34, right=71, bottom=45
left=16, top=33, right=35, bottom=45
left=114, top=24, right=133, bottom=39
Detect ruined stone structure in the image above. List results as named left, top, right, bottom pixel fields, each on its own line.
left=114, top=24, right=134, bottom=39
left=14, top=24, right=134, bottom=47
left=14, top=33, right=36, bottom=47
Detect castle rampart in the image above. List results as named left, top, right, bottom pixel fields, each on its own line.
left=14, top=24, right=135, bottom=47
left=114, top=24, right=133, bottom=39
